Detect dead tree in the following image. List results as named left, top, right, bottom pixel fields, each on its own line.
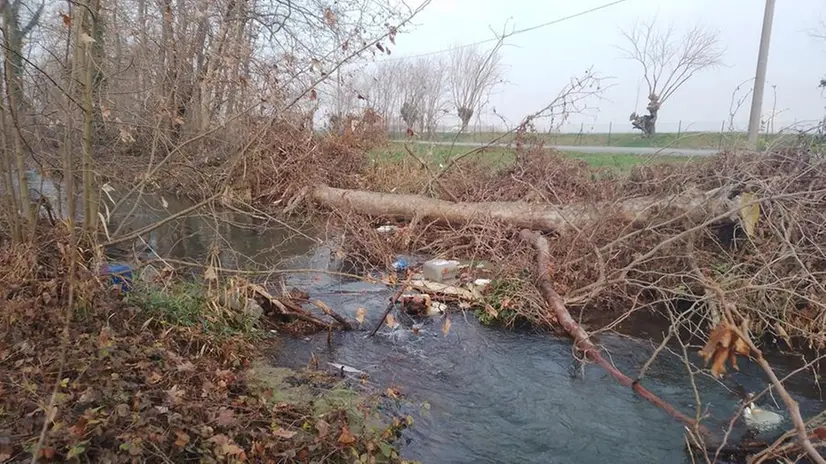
left=447, top=41, right=503, bottom=132
left=620, top=19, right=724, bottom=137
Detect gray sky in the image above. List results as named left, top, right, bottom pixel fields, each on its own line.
left=377, top=0, right=826, bottom=132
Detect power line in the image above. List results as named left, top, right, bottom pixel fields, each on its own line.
left=378, top=0, right=630, bottom=62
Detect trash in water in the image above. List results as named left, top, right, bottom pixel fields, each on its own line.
left=100, top=263, right=133, bottom=292
left=428, top=301, right=447, bottom=316
left=391, top=257, right=408, bottom=271
left=329, top=363, right=367, bottom=377
left=422, top=258, right=461, bottom=283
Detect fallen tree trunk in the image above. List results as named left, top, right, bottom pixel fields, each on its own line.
left=312, top=184, right=732, bottom=233
left=520, top=229, right=713, bottom=439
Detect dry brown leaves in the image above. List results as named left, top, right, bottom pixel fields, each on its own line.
left=0, top=235, right=409, bottom=463
left=698, top=320, right=751, bottom=378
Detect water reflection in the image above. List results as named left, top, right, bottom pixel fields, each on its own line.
left=23, top=170, right=318, bottom=269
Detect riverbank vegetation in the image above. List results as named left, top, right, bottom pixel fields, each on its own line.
left=0, top=233, right=413, bottom=462
left=2, top=0, right=826, bottom=461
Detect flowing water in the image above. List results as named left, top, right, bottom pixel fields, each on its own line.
left=27, top=173, right=826, bottom=463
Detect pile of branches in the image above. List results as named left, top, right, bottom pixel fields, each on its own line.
left=106, top=109, right=389, bottom=208
left=0, top=229, right=406, bottom=463
left=323, top=141, right=826, bottom=346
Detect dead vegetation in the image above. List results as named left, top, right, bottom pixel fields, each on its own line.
left=0, top=229, right=411, bottom=463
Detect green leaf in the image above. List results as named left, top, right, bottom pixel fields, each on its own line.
left=379, top=441, right=393, bottom=458
left=67, top=441, right=88, bottom=459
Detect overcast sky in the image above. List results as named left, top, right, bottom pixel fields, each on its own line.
left=376, top=0, right=826, bottom=132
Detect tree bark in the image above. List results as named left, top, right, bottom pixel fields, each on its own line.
left=520, top=229, right=712, bottom=439
left=311, top=184, right=732, bottom=233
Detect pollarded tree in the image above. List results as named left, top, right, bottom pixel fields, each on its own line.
left=447, top=42, right=503, bottom=132
left=620, top=19, right=724, bottom=137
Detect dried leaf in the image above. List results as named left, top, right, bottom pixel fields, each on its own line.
left=337, top=426, right=356, bottom=445
left=309, top=89, right=317, bottom=100
left=813, top=426, right=826, bottom=440
left=728, top=349, right=740, bottom=372
left=147, top=371, right=163, bottom=384
left=774, top=322, right=792, bottom=349
left=355, top=307, right=366, bottom=324
left=216, top=407, right=235, bottom=426
left=165, top=385, right=186, bottom=405
left=39, top=447, right=56, bottom=459
left=160, top=197, right=169, bottom=209
left=385, top=313, right=398, bottom=329
left=177, top=361, right=196, bottom=372
left=315, top=419, right=330, bottom=438
left=385, top=387, right=400, bottom=399
left=376, top=42, right=385, bottom=53
left=78, top=32, right=95, bottom=45
left=442, top=317, right=452, bottom=337
left=119, top=127, right=135, bottom=143
left=323, top=8, right=337, bottom=28
left=174, top=431, right=190, bottom=448
left=61, top=13, right=72, bottom=27
left=699, top=321, right=751, bottom=378
left=710, top=349, right=729, bottom=377
left=204, top=265, right=218, bottom=281
left=699, top=323, right=733, bottom=362
left=273, top=428, right=297, bottom=439
left=221, top=443, right=245, bottom=458
left=733, top=335, right=750, bottom=356
left=485, top=305, right=499, bottom=319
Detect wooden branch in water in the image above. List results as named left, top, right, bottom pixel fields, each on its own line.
left=312, top=300, right=353, bottom=330
left=246, top=283, right=336, bottom=331
left=722, top=303, right=826, bottom=464
left=520, top=229, right=712, bottom=439
left=370, top=287, right=405, bottom=337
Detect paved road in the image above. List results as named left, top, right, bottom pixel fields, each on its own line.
left=390, top=140, right=718, bottom=157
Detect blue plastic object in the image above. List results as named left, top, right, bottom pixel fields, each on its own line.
left=101, top=263, right=134, bottom=292
left=391, top=257, right=408, bottom=272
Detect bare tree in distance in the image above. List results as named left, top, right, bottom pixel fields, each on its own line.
left=414, top=57, right=448, bottom=136
left=398, top=57, right=446, bottom=134
left=357, top=57, right=446, bottom=135
left=619, top=19, right=724, bottom=137
left=447, top=40, right=504, bottom=132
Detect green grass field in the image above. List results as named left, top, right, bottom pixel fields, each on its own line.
left=370, top=142, right=700, bottom=174
left=387, top=130, right=801, bottom=151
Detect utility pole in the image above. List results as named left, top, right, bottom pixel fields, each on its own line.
left=746, top=0, right=776, bottom=150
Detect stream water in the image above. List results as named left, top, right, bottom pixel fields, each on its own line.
left=27, top=173, right=826, bottom=463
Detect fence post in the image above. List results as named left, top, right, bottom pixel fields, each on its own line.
left=578, top=122, right=584, bottom=146
left=718, top=120, right=725, bottom=151
left=676, top=120, right=682, bottom=148
left=607, top=122, right=612, bottom=146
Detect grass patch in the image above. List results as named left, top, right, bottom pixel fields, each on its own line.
left=124, top=279, right=261, bottom=339
left=388, top=130, right=800, bottom=151
left=370, top=142, right=514, bottom=169
left=371, top=142, right=699, bottom=174
left=565, top=151, right=699, bottom=173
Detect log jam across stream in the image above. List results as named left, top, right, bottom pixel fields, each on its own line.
left=29, top=173, right=826, bottom=463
